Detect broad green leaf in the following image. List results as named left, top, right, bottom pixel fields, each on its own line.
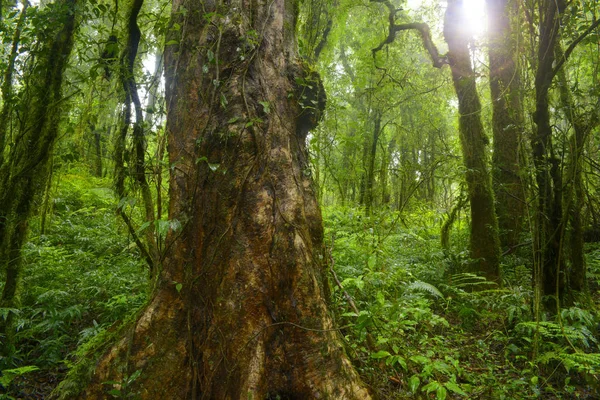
left=367, top=254, right=376, bottom=269
left=376, top=290, right=385, bottom=305
left=259, top=101, right=271, bottom=114
left=423, top=380, right=440, bottom=394
left=445, top=381, right=467, bottom=396
left=370, top=350, right=390, bottom=359
left=409, top=375, right=420, bottom=393
left=410, top=355, right=430, bottom=365
left=436, top=385, right=447, bottom=400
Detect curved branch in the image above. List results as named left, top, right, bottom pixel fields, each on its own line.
left=551, top=18, right=600, bottom=78
left=371, top=0, right=447, bottom=68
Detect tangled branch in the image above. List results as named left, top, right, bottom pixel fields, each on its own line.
left=370, top=0, right=447, bottom=68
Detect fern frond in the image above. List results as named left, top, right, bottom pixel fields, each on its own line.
left=406, top=281, right=444, bottom=299
left=539, top=350, right=600, bottom=374
left=449, top=273, right=495, bottom=289
left=515, top=321, right=594, bottom=347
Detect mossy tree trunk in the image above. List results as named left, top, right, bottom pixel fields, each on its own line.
left=487, top=0, right=525, bottom=249
left=0, top=0, right=27, bottom=168
left=444, top=0, right=501, bottom=282
left=0, top=0, right=78, bottom=352
left=78, top=0, right=371, bottom=398
left=531, top=0, right=566, bottom=306
left=93, top=127, right=103, bottom=177
left=555, top=45, right=594, bottom=297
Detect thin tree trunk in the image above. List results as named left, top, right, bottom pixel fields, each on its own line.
left=381, top=138, right=395, bottom=205
left=77, top=0, right=371, bottom=398
left=531, top=0, right=566, bottom=307
left=93, top=128, right=103, bottom=177
left=365, top=112, right=381, bottom=214
left=444, top=0, right=501, bottom=282
left=441, top=189, right=467, bottom=251
left=0, top=0, right=28, bottom=168
left=487, top=0, right=525, bottom=248
left=555, top=45, right=593, bottom=296
left=114, top=0, right=157, bottom=274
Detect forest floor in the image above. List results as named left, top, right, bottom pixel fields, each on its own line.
left=2, top=169, right=599, bottom=399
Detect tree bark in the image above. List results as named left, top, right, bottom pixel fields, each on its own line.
left=78, top=0, right=370, bottom=398
left=444, top=0, right=501, bottom=282
left=487, top=0, right=525, bottom=248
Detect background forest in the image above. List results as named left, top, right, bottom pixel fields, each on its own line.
left=0, top=0, right=599, bottom=398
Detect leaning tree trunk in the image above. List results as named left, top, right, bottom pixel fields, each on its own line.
left=444, top=0, right=501, bottom=282
left=78, top=0, right=370, bottom=398
left=487, top=0, right=525, bottom=249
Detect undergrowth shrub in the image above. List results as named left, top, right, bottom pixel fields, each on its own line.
left=323, top=206, right=600, bottom=399
left=0, top=167, right=147, bottom=397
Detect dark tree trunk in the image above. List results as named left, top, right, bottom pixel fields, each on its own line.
left=487, top=0, right=525, bottom=248
left=364, top=112, right=382, bottom=214
left=113, top=0, right=157, bottom=273
left=531, top=0, right=566, bottom=306
left=444, top=0, right=501, bottom=282
left=88, top=123, right=103, bottom=177
left=77, top=0, right=370, bottom=398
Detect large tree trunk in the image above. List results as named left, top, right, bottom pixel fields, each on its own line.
left=78, top=0, right=370, bottom=398
left=444, top=0, right=501, bottom=282
left=487, top=0, right=525, bottom=249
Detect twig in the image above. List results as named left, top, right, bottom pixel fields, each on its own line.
left=501, top=240, right=533, bottom=256
left=328, top=234, right=360, bottom=315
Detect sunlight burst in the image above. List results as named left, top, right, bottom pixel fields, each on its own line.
left=462, top=0, right=486, bottom=37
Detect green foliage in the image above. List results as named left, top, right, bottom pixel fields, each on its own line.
left=0, top=167, right=147, bottom=396
left=103, top=369, right=142, bottom=398
left=2, top=0, right=600, bottom=397
left=0, top=365, right=38, bottom=389
left=324, top=206, right=599, bottom=398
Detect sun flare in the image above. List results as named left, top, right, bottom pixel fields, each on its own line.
left=462, top=0, right=486, bottom=37
left=407, top=0, right=487, bottom=37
